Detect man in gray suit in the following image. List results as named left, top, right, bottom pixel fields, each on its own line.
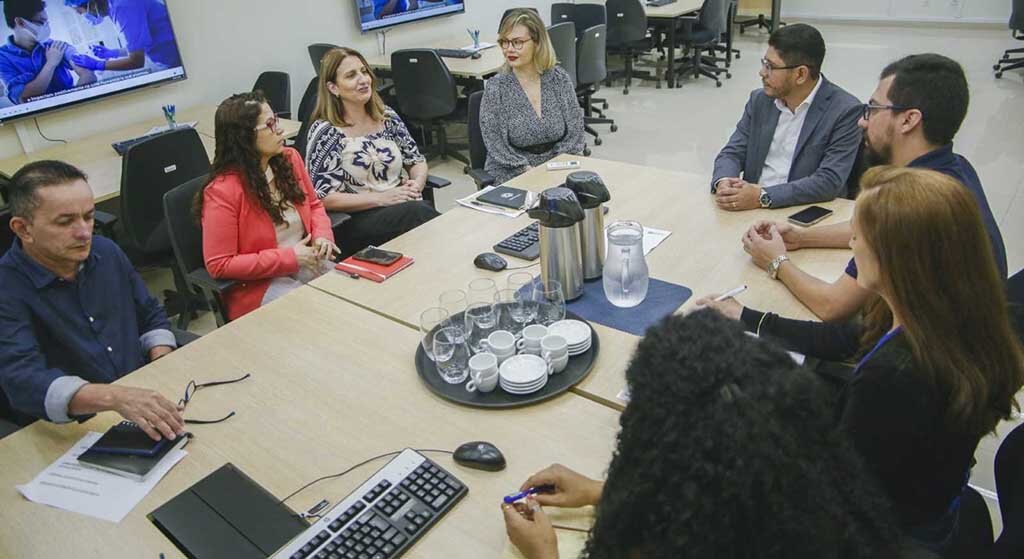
left=712, top=24, right=862, bottom=211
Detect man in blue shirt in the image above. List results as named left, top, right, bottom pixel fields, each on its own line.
left=0, top=0, right=96, bottom=104
left=734, top=54, right=1008, bottom=322
left=64, top=0, right=181, bottom=72
left=0, top=160, right=185, bottom=442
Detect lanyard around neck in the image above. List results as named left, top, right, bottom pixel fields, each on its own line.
left=854, top=326, right=903, bottom=375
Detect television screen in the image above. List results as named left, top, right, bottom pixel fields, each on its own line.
left=355, top=0, right=466, bottom=32
left=0, top=0, right=186, bottom=124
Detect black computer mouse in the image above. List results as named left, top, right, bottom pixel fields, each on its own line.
left=471, top=52, right=482, bottom=60
left=453, top=441, right=506, bottom=472
left=474, top=252, right=508, bottom=272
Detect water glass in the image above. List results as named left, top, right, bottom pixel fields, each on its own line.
left=533, top=280, right=566, bottom=326
left=438, top=289, right=468, bottom=333
left=467, top=278, right=498, bottom=305
left=507, top=272, right=536, bottom=295
left=433, top=327, right=470, bottom=384
left=494, top=288, right=536, bottom=334
left=464, top=302, right=498, bottom=353
left=419, top=307, right=450, bottom=361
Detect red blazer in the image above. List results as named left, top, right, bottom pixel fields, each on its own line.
left=202, top=148, right=334, bottom=320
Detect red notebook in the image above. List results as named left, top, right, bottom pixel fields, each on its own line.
left=335, top=255, right=415, bottom=282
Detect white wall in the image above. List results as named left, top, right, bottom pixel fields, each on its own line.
left=0, top=0, right=553, bottom=160
left=782, top=0, right=1012, bottom=24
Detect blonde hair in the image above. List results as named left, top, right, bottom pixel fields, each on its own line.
left=310, top=47, right=387, bottom=127
left=498, top=9, right=557, bottom=74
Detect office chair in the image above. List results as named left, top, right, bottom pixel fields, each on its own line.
left=467, top=90, right=493, bottom=190
left=294, top=77, right=319, bottom=159
left=548, top=22, right=578, bottom=90
left=606, top=0, right=660, bottom=94
left=737, top=0, right=781, bottom=34
left=946, top=486, right=994, bottom=559
left=574, top=3, right=611, bottom=112
left=119, top=127, right=210, bottom=324
left=163, top=174, right=234, bottom=329
left=252, top=71, right=292, bottom=120
left=711, top=0, right=741, bottom=68
left=993, top=421, right=1024, bottom=558
left=672, top=0, right=731, bottom=88
left=390, top=49, right=470, bottom=167
left=308, top=43, right=340, bottom=73
left=1009, top=269, right=1024, bottom=305
left=0, top=205, right=12, bottom=258
left=578, top=24, right=617, bottom=146
left=994, top=0, right=1024, bottom=79
left=551, top=3, right=575, bottom=26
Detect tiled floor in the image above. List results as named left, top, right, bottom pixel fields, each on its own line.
left=151, top=19, right=1024, bottom=536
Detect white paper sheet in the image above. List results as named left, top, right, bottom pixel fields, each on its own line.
left=604, top=226, right=671, bottom=258
left=456, top=185, right=536, bottom=218
left=16, top=432, right=187, bottom=523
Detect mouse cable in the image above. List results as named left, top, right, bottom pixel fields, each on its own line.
left=505, top=262, right=541, bottom=271
left=281, top=448, right=455, bottom=508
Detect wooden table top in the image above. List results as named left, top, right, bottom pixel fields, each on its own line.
left=311, top=154, right=855, bottom=409
left=363, top=42, right=506, bottom=80
left=0, top=105, right=301, bottom=203
left=0, top=286, right=619, bottom=558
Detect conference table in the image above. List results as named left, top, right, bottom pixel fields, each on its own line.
left=363, top=42, right=507, bottom=81
left=312, top=154, right=855, bottom=409
left=0, top=286, right=619, bottom=558
left=644, top=0, right=705, bottom=89
left=0, top=105, right=301, bottom=203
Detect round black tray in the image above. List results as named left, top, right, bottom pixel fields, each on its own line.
left=414, top=310, right=600, bottom=409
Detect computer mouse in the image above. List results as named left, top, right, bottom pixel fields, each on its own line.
left=453, top=441, right=506, bottom=472
left=474, top=252, right=508, bottom=272
left=471, top=52, right=482, bottom=60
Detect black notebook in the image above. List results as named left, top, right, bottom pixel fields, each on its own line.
left=78, top=423, right=191, bottom=481
left=475, top=186, right=529, bottom=210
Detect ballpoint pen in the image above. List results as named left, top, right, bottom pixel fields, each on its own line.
left=714, top=285, right=747, bottom=302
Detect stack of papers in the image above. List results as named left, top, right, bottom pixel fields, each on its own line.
left=16, top=431, right=187, bottom=523
left=457, top=185, right=536, bottom=218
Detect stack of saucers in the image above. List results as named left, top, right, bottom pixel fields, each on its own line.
left=499, top=354, right=550, bottom=395
left=547, top=319, right=592, bottom=356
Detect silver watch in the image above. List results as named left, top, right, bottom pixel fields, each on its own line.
left=768, top=254, right=790, bottom=280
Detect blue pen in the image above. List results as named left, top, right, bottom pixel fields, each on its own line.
left=503, top=487, right=541, bottom=504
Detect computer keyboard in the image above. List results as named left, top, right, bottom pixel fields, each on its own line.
left=111, top=123, right=195, bottom=156
left=435, top=48, right=473, bottom=59
left=494, top=221, right=540, bottom=261
left=274, top=449, right=467, bottom=559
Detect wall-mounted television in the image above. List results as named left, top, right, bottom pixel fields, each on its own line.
left=0, top=0, right=186, bottom=125
left=355, top=0, right=466, bottom=32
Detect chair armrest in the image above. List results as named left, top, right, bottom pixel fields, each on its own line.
left=95, top=210, right=118, bottom=227
left=187, top=268, right=235, bottom=294
left=328, top=211, right=352, bottom=228
left=468, top=168, right=495, bottom=189
left=425, top=175, right=451, bottom=190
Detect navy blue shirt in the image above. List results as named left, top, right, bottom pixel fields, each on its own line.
left=0, top=36, right=76, bottom=104
left=846, top=145, right=1008, bottom=279
left=0, top=236, right=174, bottom=423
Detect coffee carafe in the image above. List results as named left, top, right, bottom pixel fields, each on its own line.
left=564, top=171, right=611, bottom=280
left=527, top=187, right=585, bottom=301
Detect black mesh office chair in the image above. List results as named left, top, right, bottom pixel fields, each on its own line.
left=548, top=22, right=578, bottom=91
left=163, top=174, right=234, bottom=328
left=119, top=127, right=210, bottom=324
left=578, top=24, right=617, bottom=146
left=993, top=413, right=1024, bottom=558
left=252, top=71, right=291, bottom=120
left=391, top=49, right=469, bottom=167
left=467, top=90, right=492, bottom=190
left=308, top=43, right=340, bottom=73
left=295, top=77, right=319, bottom=159
left=672, top=0, right=731, bottom=87
left=994, top=0, right=1024, bottom=79
left=606, top=0, right=660, bottom=93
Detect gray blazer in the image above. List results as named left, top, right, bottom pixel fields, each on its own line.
left=711, top=77, right=863, bottom=207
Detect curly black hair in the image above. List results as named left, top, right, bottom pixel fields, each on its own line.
left=197, top=91, right=304, bottom=225
left=582, top=310, right=903, bottom=559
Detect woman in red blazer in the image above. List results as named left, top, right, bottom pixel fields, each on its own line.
left=200, top=92, right=339, bottom=320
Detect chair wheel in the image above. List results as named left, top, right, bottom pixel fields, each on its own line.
left=1003, top=54, right=1011, bottom=60
left=463, top=166, right=470, bottom=174
left=610, top=124, right=618, bottom=132
left=584, top=147, right=592, bottom=156
left=716, top=81, right=722, bottom=87
left=726, top=73, right=732, bottom=79
left=602, top=102, right=609, bottom=109
left=736, top=53, right=741, bottom=59
left=656, top=83, right=662, bottom=89
left=595, top=138, right=603, bottom=146
left=623, top=89, right=629, bottom=95
left=996, top=72, right=1003, bottom=79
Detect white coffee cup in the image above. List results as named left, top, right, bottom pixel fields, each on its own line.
left=516, top=324, right=549, bottom=355
left=466, top=353, right=500, bottom=393
left=481, top=330, right=517, bottom=364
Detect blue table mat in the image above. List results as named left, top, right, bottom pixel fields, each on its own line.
left=527, top=277, right=692, bottom=336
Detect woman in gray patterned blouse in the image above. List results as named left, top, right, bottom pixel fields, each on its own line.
left=480, top=9, right=585, bottom=185
left=306, top=47, right=439, bottom=256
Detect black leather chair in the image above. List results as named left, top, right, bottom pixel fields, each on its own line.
left=119, top=127, right=210, bottom=325
left=606, top=0, right=660, bottom=94
left=308, top=43, right=340, bottom=73
left=163, top=174, right=234, bottom=328
left=467, top=90, right=492, bottom=190
left=548, top=21, right=578, bottom=92
left=994, top=422, right=1024, bottom=558
left=252, top=71, right=291, bottom=119
left=947, top=486, right=994, bottom=559
left=672, top=0, right=732, bottom=88
left=294, top=76, right=319, bottom=159
left=551, top=3, right=575, bottom=27
left=577, top=24, right=617, bottom=146
left=0, top=205, right=12, bottom=258
left=391, top=49, right=469, bottom=167
left=994, top=0, right=1024, bottom=79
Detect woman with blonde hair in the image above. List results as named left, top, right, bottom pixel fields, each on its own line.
left=480, top=8, right=585, bottom=184
left=698, top=166, right=1024, bottom=553
left=305, top=47, right=438, bottom=257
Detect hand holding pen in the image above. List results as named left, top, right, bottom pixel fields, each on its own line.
left=510, top=464, right=603, bottom=508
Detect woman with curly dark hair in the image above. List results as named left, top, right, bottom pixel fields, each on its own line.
left=200, top=92, right=339, bottom=320
left=503, top=310, right=922, bottom=559
left=698, top=166, right=1024, bottom=553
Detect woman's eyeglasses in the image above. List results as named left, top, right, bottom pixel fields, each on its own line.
left=254, top=115, right=284, bottom=134
left=498, top=37, right=532, bottom=51
left=179, top=373, right=251, bottom=425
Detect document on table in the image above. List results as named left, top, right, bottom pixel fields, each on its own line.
left=605, top=226, right=672, bottom=257
left=15, top=431, right=187, bottom=523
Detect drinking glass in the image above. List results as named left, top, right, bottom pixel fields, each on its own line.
left=533, top=280, right=566, bottom=326
left=494, top=288, right=536, bottom=334
left=507, top=272, right=536, bottom=295
left=433, top=327, right=471, bottom=384
left=464, top=302, right=498, bottom=353
left=419, top=307, right=450, bottom=361
left=438, top=289, right=468, bottom=333
left=467, top=278, right=498, bottom=305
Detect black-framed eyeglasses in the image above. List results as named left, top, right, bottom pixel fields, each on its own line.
left=498, top=37, right=532, bottom=51
left=862, top=103, right=915, bottom=121
left=178, top=373, right=251, bottom=424
left=760, top=57, right=804, bottom=74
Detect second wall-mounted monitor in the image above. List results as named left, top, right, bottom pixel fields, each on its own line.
left=354, top=0, right=466, bottom=32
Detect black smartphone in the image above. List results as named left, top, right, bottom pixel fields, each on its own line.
left=352, top=246, right=403, bottom=266
left=788, top=206, right=834, bottom=227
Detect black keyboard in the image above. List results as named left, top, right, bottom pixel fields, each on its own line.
left=494, top=221, right=540, bottom=261
left=111, top=123, right=195, bottom=156
left=435, top=48, right=473, bottom=59
left=273, top=449, right=467, bottom=559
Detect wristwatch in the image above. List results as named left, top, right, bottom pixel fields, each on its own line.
left=768, top=254, right=789, bottom=280
left=759, top=189, right=772, bottom=208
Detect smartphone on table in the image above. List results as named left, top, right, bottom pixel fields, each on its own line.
left=351, top=246, right=403, bottom=266
left=788, top=206, right=834, bottom=227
